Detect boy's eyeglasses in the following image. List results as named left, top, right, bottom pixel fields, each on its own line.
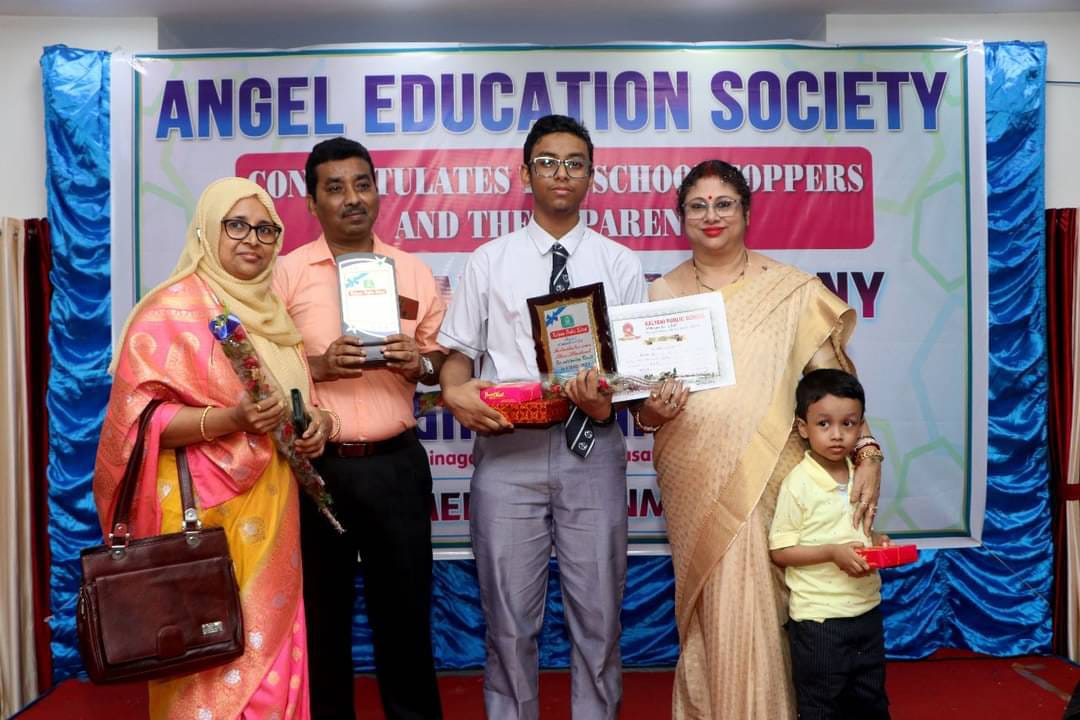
left=529, top=156, right=591, bottom=179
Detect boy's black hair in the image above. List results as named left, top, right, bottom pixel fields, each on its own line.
left=305, top=137, right=376, bottom=198
left=795, top=368, right=865, bottom=419
left=523, top=114, right=594, bottom=166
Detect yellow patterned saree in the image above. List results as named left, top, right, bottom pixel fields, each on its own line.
left=93, top=273, right=310, bottom=719
left=650, top=260, right=853, bottom=720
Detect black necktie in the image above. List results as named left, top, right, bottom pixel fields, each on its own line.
left=550, top=242, right=595, bottom=459
left=550, top=241, right=570, bottom=293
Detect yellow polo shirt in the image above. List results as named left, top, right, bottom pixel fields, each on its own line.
left=769, top=451, right=881, bottom=623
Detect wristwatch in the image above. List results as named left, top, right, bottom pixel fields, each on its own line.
left=592, top=408, right=617, bottom=426
left=419, top=354, right=435, bottom=383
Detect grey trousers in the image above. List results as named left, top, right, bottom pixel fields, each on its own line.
left=471, top=422, right=628, bottom=720
left=468, top=423, right=630, bottom=720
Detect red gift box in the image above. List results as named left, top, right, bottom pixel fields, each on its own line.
left=480, top=382, right=543, bottom=405
left=856, top=544, right=919, bottom=569
left=491, top=398, right=570, bottom=428
left=480, top=382, right=570, bottom=427
left=414, top=384, right=569, bottom=428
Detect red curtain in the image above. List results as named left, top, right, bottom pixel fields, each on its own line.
left=1046, top=207, right=1079, bottom=656
left=23, top=218, right=53, bottom=690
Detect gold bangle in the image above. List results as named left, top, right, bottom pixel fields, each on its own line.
left=199, top=405, right=214, bottom=443
left=632, top=406, right=663, bottom=434
left=854, top=445, right=884, bottom=465
left=325, top=408, right=342, bottom=441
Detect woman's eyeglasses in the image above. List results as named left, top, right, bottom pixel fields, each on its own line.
left=683, top=198, right=742, bottom=221
left=221, top=218, right=282, bottom=245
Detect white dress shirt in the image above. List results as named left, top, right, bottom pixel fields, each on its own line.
left=438, top=218, right=647, bottom=383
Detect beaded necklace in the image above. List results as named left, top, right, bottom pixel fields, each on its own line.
left=692, top=248, right=749, bottom=292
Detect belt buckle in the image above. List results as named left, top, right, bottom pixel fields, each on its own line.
left=338, top=441, right=375, bottom=458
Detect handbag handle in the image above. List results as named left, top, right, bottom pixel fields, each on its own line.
left=108, top=400, right=201, bottom=547
left=175, top=447, right=201, bottom=533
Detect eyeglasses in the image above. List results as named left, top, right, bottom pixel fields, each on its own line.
left=221, top=218, right=282, bottom=245
left=529, top=156, right=591, bottom=179
left=683, top=198, right=742, bottom=221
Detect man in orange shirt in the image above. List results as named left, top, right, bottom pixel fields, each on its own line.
left=274, top=137, right=445, bottom=720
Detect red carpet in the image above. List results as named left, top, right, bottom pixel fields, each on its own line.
left=15, top=652, right=1080, bottom=719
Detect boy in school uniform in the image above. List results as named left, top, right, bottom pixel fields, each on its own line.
left=770, top=368, right=891, bottom=720
left=438, top=114, right=646, bottom=720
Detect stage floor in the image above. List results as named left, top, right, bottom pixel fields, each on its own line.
left=15, top=650, right=1080, bottom=719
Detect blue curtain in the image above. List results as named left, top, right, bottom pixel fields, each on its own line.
left=40, top=45, right=115, bottom=682
left=879, top=41, right=1052, bottom=659
left=40, top=42, right=1051, bottom=681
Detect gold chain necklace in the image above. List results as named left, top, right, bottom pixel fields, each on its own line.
left=693, top=249, right=749, bottom=292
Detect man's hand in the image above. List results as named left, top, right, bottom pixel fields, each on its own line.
left=562, top=368, right=613, bottom=422
left=441, top=380, right=514, bottom=434
left=310, top=336, right=366, bottom=382
left=382, top=333, right=422, bottom=381
left=851, top=458, right=882, bottom=534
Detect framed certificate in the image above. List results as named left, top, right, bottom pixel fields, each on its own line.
left=607, top=293, right=736, bottom=402
left=336, top=252, right=401, bottom=364
left=526, top=282, right=617, bottom=381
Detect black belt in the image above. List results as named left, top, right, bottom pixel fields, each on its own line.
left=326, top=429, right=415, bottom=458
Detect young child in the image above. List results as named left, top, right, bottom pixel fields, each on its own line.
left=770, top=368, right=891, bottom=719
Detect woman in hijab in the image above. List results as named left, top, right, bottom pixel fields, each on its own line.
left=94, top=177, right=330, bottom=719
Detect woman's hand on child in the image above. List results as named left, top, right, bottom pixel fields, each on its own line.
left=831, top=542, right=872, bottom=577
left=871, top=532, right=891, bottom=547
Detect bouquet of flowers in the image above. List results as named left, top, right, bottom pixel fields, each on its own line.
left=209, top=312, right=343, bottom=533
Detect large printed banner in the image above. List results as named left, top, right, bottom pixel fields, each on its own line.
left=110, top=42, right=988, bottom=555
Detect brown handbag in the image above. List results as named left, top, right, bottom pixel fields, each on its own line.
left=77, top=399, right=245, bottom=683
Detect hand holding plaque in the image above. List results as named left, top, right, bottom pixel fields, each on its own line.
left=415, top=283, right=736, bottom=430
left=527, top=283, right=735, bottom=403
left=337, top=252, right=401, bottom=365
left=491, top=283, right=614, bottom=428
left=526, top=282, right=617, bottom=382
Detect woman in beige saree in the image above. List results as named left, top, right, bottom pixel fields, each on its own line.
left=635, top=160, right=883, bottom=719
